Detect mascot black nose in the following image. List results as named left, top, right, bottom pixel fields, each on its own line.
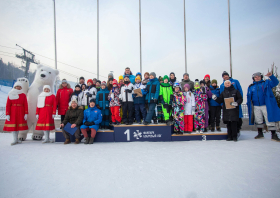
left=41, top=74, right=46, bottom=78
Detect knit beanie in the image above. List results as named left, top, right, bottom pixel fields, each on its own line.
left=62, top=79, right=67, bottom=83
left=87, top=79, right=93, bottom=85
left=108, top=72, right=114, bottom=78
left=204, top=74, right=210, bottom=79
left=200, top=80, right=206, bottom=85
left=150, top=72, right=156, bottom=78
left=211, top=79, right=218, bottom=84
left=101, top=81, right=107, bottom=87
left=194, top=79, right=200, bottom=89
left=159, top=76, right=163, bottom=82
left=184, top=83, right=190, bottom=90
left=222, top=71, right=229, bottom=77
left=183, top=73, right=189, bottom=77
left=136, top=72, right=142, bottom=77
left=163, top=75, right=169, bottom=82
left=135, top=76, right=141, bottom=81
left=119, top=75, right=124, bottom=81
left=89, top=99, right=96, bottom=103
left=124, top=75, right=130, bottom=80
left=75, top=84, right=81, bottom=89
left=113, top=79, right=118, bottom=85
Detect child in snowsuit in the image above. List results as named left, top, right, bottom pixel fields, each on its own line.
left=159, top=75, right=174, bottom=125
left=119, top=75, right=134, bottom=125
left=96, top=81, right=110, bottom=129
left=144, top=72, right=160, bottom=125
left=69, top=85, right=83, bottom=107
left=133, top=76, right=147, bottom=124
left=172, top=82, right=186, bottom=134
left=183, top=84, right=195, bottom=133
left=108, top=79, right=121, bottom=125
left=83, top=79, right=97, bottom=109
left=200, top=80, right=212, bottom=132
left=209, top=79, right=222, bottom=132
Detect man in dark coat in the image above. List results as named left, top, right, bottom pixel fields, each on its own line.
left=180, top=73, right=194, bottom=91
left=212, top=80, right=243, bottom=142
left=60, top=99, right=84, bottom=144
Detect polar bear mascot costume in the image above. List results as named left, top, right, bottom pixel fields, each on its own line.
left=18, top=64, right=59, bottom=141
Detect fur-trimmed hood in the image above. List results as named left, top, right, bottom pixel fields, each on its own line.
left=59, top=83, right=71, bottom=89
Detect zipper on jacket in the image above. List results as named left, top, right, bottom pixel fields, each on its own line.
left=257, top=83, right=260, bottom=106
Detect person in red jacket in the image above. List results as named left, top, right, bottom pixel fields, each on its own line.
left=35, top=85, right=57, bottom=143
left=56, top=79, right=73, bottom=122
left=3, top=82, right=28, bottom=145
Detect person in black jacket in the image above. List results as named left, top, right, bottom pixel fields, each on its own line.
left=212, top=80, right=243, bottom=142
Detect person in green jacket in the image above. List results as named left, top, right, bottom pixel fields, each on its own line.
left=159, top=75, right=174, bottom=125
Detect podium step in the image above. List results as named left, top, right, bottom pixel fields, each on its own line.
left=172, top=132, right=228, bottom=141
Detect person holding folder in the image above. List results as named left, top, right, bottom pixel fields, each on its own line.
left=60, top=99, right=84, bottom=144
left=80, top=99, right=102, bottom=144
left=212, top=80, right=243, bottom=142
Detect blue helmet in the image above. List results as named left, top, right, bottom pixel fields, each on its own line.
left=173, top=82, right=180, bottom=88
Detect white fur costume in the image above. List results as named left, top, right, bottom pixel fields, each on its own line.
left=18, top=65, right=59, bottom=141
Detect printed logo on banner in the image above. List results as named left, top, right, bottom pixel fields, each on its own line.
left=133, top=130, right=162, bottom=139
left=133, top=130, right=142, bottom=139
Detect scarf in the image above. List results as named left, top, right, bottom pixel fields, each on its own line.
left=37, top=85, right=53, bottom=108
left=8, top=82, right=23, bottom=100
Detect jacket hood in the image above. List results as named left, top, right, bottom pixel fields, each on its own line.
left=59, top=83, right=71, bottom=89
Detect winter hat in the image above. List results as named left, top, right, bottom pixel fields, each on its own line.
left=135, top=76, right=141, bottom=81
left=124, top=75, right=130, bottom=80
left=71, top=99, right=78, bottom=104
left=75, top=84, right=81, bottom=89
left=159, top=76, right=163, bottom=82
left=222, top=71, right=229, bottom=77
left=184, top=83, right=190, bottom=90
left=101, top=81, right=107, bottom=87
left=43, top=85, right=51, bottom=91
left=136, top=72, right=142, bottom=77
left=150, top=72, right=156, bottom=78
left=211, top=79, right=218, bottom=84
left=170, top=72, right=175, bottom=76
left=200, top=80, right=206, bottom=85
left=108, top=72, right=114, bottom=78
left=62, top=79, right=67, bottom=83
left=90, top=99, right=96, bottom=103
left=163, top=75, right=169, bottom=82
left=144, top=72, right=150, bottom=77
left=113, top=79, right=118, bottom=85
left=119, top=75, right=124, bottom=81
left=96, top=80, right=101, bottom=84
left=79, top=77, right=85, bottom=80
left=183, top=73, right=189, bottom=77
left=87, top=79, right=94, bottom=85
left=204, top=74, right=210, bottom=79
left=194, top=79, right=200, bottom=89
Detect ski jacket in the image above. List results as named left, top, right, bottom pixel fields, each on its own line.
left=96, top=87, right=110, bottom=110
left=56, top=83, right=73, bottom=115
left=108, top=87, right=121, bottom=107
left=133, top=83, right=147, bottom=104
left=159, top=83, right=174, bottom=105
left=62, top=106, right=84, bottom=126
left=180, top=79, right=194, bottom=91
left=69, top=91, right=83, bottom=106
left=209, top=85, right=221, bottom=107
left=183, top=91, right=195, bottom=115
left=145, top=78, right=160, bottom=103
left=119, top=83, right=134, bottom=102
left=80, top=106, right=102, bottom=131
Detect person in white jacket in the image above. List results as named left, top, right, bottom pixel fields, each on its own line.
left=119, top=75, right=134, bottom=125
left=69, top=85, right=84, bottom=107
left=82, top=79, right=97, bottom=108
left=183, top=83, right=195, bottom=133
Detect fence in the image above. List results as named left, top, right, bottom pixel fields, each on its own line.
left=0, top=104, right=249, bottom=119
left=0, top=79, right=16, bottom=87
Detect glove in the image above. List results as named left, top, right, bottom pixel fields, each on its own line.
left=230, top=102, right=238, bottom=106
left=24, top=114, right=28, bottom=121
left=192, top=106, right=195, bottom=115
left=36, top=115, right=39, bottom=120
left=201, top=87, right=206, bottom=94
left=154, top=99, right=158, bottom=103
left=163, top=103, right=169, bottom=109
left=52, top=115, right=55, bottom=119
left=212, top=94, right=217, bottom=100
left=90, top=121, right=95, bottom=125
left=6, top=115, right=10, bottom=121
left=86, top=92, right=90, bottom=96
left=84, top=121, right=91, bottom=126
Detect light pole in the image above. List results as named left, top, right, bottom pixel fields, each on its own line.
left=228, top=0, right=233, bottom=77
left=53, top=0, right=58, bottom=92
left=97, top=0, right=99, bottom=79
left=139, top=0, right=142, bottom=74
left=183, top=0, right=187, bottom=73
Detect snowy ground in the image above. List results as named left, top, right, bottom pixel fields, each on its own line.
left=0, top=85, right=11, bottom=107
left=0, top=131, right=280, bottom=198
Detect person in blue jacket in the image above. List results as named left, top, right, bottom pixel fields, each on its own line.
left=247, top=72, right=280, bottom=142
left=80, top=99, right=102, bottom=144
left=133, top=76, right=147, bottom=124
left=96, top=81, right=110, bottom=129
left=123, top=67, right=136, bottom=84
left=144, top=72, right=160, bottom=125
left=220, top=71, right=243, bottom=134
left=209, top=79, right=222, bottom=132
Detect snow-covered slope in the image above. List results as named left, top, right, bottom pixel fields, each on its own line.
left=0, top=131, right=279, bottom=198
left=0, top=85, right=11, bottom=107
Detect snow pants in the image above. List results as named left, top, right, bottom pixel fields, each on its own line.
left=161, top=104, right=172, bottom=121
left=134, top=103, right=147, bottom=123
left=122, top=102, right=134, bottom=123
left=210, top=106, right=222, bottom=128
left=81, top=128, right=97, bottom=138
left=145, top=103, right=157, bottom=123
left=101, top=108, right=110, bottom=128
left=184, top=115, right=193, bottom=132
left=174, top=108, right=184, bottom=132
left=110, top=106, right=121, bottom=123
left=226, top=121, right=238, bottom=139
left=194, top=110, right=205, bottom=130
left=157, top=105, right=164, bottom=123
left=254, top=105, right=276, bottom=130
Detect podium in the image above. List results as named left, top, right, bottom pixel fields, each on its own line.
left=172, top=132, right=228, bottom=141
left=113, top=124, right=172, bottom=142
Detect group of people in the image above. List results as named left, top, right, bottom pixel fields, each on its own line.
left=3, top=67, right=280, bottom=145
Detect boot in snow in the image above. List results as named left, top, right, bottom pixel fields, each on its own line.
left=255, top=128, right=264, bottom=139
left=216, top=126, right=221, bottom=132
left=48, top=131, right=54, bottom=143
left=89, top=137, right=94, bottom=144
left=204, top=128, right=208, bottom=132
left=210, top=127, right=215, bottom=132
left=11, top=131, right=18, bottom=146
left=271, top=131, right=280, bottom=142
left=74, top=138, right=80, bottom=144
left=226, top=137, right=233, bottom=141
left=84, top=137, right=90, bottom=144
left=233, top=137, right=238, bottom=142
left=16, top=132, right=22, bottom=144
left=64, top=139, right=71, bottom=144
left=42, top=131, right=49, bottom=143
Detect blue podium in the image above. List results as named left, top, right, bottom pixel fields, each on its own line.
left=113, top=124, right=172, bottom=142
left=172, top=132, right=228, bottom=141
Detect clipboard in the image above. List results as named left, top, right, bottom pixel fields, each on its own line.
left=64, top=122, right=77, bottom=135
left=224, top=97, right=235, bottom=109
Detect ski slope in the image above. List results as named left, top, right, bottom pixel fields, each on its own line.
left=0, top=131, right=279, bottom=198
